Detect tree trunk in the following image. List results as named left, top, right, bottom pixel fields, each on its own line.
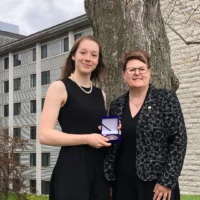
left=85, top=0, right=179, bottom=105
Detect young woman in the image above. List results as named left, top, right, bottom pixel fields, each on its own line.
left=39, top=35, right=111, bottom=200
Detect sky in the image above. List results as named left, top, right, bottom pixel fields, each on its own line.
left=0, top=0, right=85, bottom=36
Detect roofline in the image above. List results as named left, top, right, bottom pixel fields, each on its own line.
left=0, top=30, right=25, bottom=39
left=0, top=14, right=90, bottom=55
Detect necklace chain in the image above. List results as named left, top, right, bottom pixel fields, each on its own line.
left=129, top=95, right=144, bottom=108
left=71, top=74, right=93, bottom=94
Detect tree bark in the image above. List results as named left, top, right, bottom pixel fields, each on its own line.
left=85, top=0, right=179, bottom=104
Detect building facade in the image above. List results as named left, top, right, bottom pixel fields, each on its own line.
left=161, top=0, right=200, bottom=194
left=0, top=7, right=200, bottom=195
left=0, top=15, right=93, bottom=195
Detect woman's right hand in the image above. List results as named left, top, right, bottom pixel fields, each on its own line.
left=153, top=183, right=171, bottom=200
left=86, top=134, right=111, bottom=148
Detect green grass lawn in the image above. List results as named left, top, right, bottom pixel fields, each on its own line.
left=6, top=194, right=200, bottom=200
left=25, top=194, right=48, bottom=200
left=25, top=195, right=199, bottom=200
left=181, top=196, right=200, bottom=200
left=7, top=193, right=48, bottom=200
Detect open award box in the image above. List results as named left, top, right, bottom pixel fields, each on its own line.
left=101, top=116, right=121, bottom=143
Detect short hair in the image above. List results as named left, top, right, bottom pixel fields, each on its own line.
left=121, top=50, right=150, bottom=71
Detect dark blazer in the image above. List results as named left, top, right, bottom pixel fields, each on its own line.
left=104, top=85, right=187, bottom=188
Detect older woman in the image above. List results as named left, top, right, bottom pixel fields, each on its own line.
left=104, top=51, right=187, bottom=200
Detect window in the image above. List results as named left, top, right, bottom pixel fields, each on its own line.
left=4, top=80, right=9, bottom=93
left=41, top=98, right=45, bottom=110
left=4, top=104, right=9, bottom=117
left=13, top=128, right=21, bottom=139
left=13, top=153, right=20, bottom=165
left=74, top=33, right=82, bottom=41
left=30, top=180, right=36, bottom=193
left=41, top=71, right=50, bottom=85
left=32, top=48, right=36, bottom=61
left=30, top=100, right=36, bottom=113
left=30, top=153, right=36, bottom=166
left=14, top=78, right=21, bottom=91
left=30, top=74, right=36, bottom=88
left=14, top=103, right=21, bottom=116
left=41, top=45, right=47, bottom=59
left=30, top=126, right=36, bottom=140
left=42, top=153, right=50, bottom=167
left=13, top=179, right=20, bottom=192
left=63, top=37, right=69, bottom=52
left=14, top=54, right=21, bottom=67
left=4, top=57, right=9, bottom=69
left=41, top=181, right=50, bottom=195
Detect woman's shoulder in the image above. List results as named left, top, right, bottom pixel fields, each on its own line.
left=149, top=85, right=180, bottom=110
left=150, top=85, right=176, bottom=99
left=93, top=85, right=108, bottom=98
left=47, top=80, right=67, bottom=95
left=50, top=80, right=66, bottom=89
left=93, top=85, right=102, bottom=91
left=44, top=80, right=67, bottom=106
left=110, top=91, right=129, bottom=107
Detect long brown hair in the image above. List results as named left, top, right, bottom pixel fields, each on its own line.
left=60, top=35, right=106, bottom=83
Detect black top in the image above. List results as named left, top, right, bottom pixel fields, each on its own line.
left=115, top=97, right=140, bottom=178
left=58, top=78, right=106, bottom=134
left=58, top=78, right=107, bottom=167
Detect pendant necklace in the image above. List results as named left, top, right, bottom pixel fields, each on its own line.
left=71, top=74, right=93, bottom=94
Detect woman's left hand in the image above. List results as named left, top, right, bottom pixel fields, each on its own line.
left=153, top=183, right=171, bottom=200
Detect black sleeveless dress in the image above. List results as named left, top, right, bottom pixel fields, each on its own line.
left=49, top=78, right=110, bottom=200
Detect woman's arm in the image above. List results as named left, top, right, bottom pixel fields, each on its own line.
left=101, top=90, right=107, bottom=110
left=157, top=91, right=187, bottom=189
left=39, top=81, right=110, bottom=148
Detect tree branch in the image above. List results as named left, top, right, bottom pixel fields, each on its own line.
left=195, top=21, right=200, bottom=26
left=165, top=0, right=178, bottom=24
left=186, top=3, right=200, bottom=24
left=192, top=53, right=200, bottom=67
left=166, top=23, right=200, bottom=45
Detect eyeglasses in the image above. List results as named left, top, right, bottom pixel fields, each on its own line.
left=125, top=67, right=149, bottom=75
